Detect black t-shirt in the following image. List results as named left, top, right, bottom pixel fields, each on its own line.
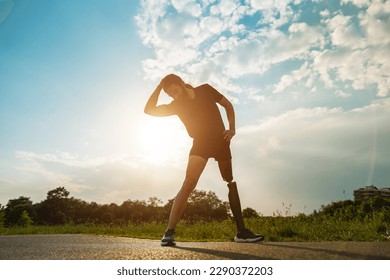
left=165, top=84, right=226, bottom=140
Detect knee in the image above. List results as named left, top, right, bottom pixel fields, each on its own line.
left=184, top=176, right=198, bottom=187
left=179, top=176, right=198, bottom=196
left=227, top=181, right=237, bottom=189
left=223, top=174, right=233, bottom=183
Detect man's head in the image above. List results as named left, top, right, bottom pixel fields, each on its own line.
left=161, top=74, right=186, bottom=100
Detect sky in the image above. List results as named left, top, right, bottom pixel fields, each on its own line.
left=0, top=0, right=389, bottom=216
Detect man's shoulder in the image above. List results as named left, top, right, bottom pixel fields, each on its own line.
left=195, top=83, right=223, bottom=101
left=196, top=83, right=212, bottom=90
left=195, top=83, right=218, bottom=94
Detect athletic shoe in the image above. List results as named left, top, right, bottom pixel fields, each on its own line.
left=234, top=228, right=264, bottom=243
left=161, top=229, right=176, bottom=246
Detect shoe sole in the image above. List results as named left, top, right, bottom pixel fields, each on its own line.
left=234, top=236, right=264, bottom=243
left=161, top=240, right=176, bottom=246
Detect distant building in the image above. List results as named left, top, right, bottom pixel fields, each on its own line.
left=354, top=185, right=390, bottom=201
left=382, top=188, right=390, bottom=199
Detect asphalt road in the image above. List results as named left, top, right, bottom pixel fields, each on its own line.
left=0, top=234, right=389, bottom=260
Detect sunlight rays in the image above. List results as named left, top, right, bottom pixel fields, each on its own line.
left=136, top=118, right=190, bottom=165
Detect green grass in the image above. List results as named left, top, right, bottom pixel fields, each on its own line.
left=1, top=214, right=389, bottom=242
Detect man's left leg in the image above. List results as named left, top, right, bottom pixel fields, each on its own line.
left=161, top=155, right=208, bottom=246
left=167, top=155, right=208, bottom=229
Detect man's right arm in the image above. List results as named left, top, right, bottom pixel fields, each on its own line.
left=144, top=83, right=173, bottom=117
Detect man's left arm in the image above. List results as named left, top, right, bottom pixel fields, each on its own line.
left=218, top=97, right=236, bottom=142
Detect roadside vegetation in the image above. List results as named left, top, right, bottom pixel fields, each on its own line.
left=0, top=187, right=389, bottom=242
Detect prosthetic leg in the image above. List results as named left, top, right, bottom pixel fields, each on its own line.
left=227, top=181, right=246, bottom=232
left=219, top=160, right=264, bottom=242
left=218, top=160, right=245, bottom=231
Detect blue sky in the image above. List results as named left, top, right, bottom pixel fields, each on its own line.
left=1, top=0, right=389, bottom=215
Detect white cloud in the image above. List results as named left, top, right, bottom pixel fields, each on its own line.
left=135, top=0, right=299, bottom=86
left=362, top=10, right=390, bottom=46
left=0, top=177, right=17, bottom=186
left=274, top=1, right=390, bottom=97
left=341, top=0, right=370, bottom=8
left=238, top=98, right=390, bottom=168
left=366, top=0, right=390, bottom=16
left=248, top=0, right=295, bottom=26
left=200, top=16, right=224, bottom=34
left=14, top=151, right=130, bottom=196
left=335, top=89, right=352, bottom=98
left=234, top=98, right=390, bottom=212
left=135, top=0, right=390, bottom=99
left=320, top=9, right=330, bottom=18
left=257, top=136, right=282, bottom=157
left=13, top=150, right=187, bottom=204
left=274, top=62, right=313, bottom=93
left=15, top=151, right=109, bottom=169
left=172, top=0, right=202, bottom=16
left=210, top=0, right=237, bottom=16
left=317, top=1, right=390, bottom=97
left=327, top=14, right=365, bottom=49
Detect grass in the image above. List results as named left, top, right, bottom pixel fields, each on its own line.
left=1, top=214, right=389, bottom=242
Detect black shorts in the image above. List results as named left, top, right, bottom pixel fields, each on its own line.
left=190, top=138, right=232, bottom=161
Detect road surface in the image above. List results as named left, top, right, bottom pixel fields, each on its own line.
left=0, top=234, right=389, bottom=260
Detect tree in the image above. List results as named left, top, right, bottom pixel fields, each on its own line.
left=315, top=197, right=390, bottom=222
left=34, top=187, right=73, bottom=225
left=148, top=196, right=163, bottom=207
left=67, top=198, right=92, bottom=224
left=4, top=196, right=34, bottom=227
left=119, top=199, right=150, bottom=223
left=243, top=207, right=260, bottom=218
left=183, top=189, right=229, bottom=222
left=0, top=204, right=5, bottom=227
left=47, top=186, right=70, bottom=200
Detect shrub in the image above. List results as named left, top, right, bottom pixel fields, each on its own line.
left=17, top=210, right=33, bottom=227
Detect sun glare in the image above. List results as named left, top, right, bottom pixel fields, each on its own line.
left=137, top=118, right=189, bottom=165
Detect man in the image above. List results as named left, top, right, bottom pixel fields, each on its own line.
left=144, top=74, right=264, bottom=246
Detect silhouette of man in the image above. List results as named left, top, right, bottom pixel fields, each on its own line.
left=144, top=74, right=264, bottom=246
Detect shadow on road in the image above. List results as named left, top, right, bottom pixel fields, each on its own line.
left=264, top=243, right=390, bottom=260
left=173, top=245, right=276, bottom=260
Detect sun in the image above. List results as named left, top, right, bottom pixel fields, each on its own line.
left=137, top=117, right=189, bottom=165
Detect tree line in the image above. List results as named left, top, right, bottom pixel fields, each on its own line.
left=0, top=186, right=259, bottom=227
left=3, top=186, right=387, bottom=228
